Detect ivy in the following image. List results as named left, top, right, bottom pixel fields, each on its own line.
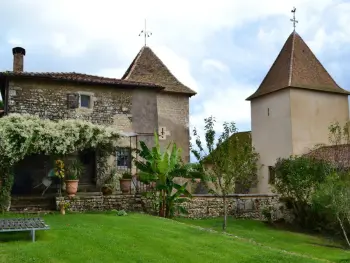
left=0, top=114, right=121, bottom=212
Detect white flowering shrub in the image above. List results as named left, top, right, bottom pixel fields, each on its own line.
left=0, top=114, right=121, bottom=211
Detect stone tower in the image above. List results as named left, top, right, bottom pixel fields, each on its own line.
left=246, top=31, right=350, bottom=193
left=123, top=46, right=196, bottom=162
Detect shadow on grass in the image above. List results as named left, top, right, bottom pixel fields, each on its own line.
left=0, top=231, right=31, bottom=242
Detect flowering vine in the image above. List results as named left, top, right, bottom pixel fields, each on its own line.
left=0, top=114, right=121, bottom=211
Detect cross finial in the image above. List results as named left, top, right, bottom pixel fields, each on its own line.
left=139, top=19, right=152, bottom=46
left=290, top=7, right=298, bottom=30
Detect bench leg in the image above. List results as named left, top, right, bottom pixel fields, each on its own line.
left=30, top=230, right=35, bottom=242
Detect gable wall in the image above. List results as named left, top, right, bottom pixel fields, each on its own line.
left=157, top=92, right=190, bottom=163
left=251, top=89, right=293, bottom=193
left=290, top=89, right=349, bottom=155
left=7, top=78, right=159, bottom=186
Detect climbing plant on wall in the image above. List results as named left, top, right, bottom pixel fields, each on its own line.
left=0, top=114, right=120, bottom=212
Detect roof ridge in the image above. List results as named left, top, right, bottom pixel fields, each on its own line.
left=122, top=47, right=145, bottom=80
left=122, top=46, right=196, bottom=96
left=287, top=31, right=296, bottom=86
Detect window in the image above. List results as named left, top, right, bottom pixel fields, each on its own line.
left=268, top=166, right=275, bottom=185
left=116, top=147, right=131, bottom=169
left=80, top=95, right=91, bottom=108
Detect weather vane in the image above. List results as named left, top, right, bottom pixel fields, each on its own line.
left=290, top=7, right=298, bottom=30
left=139, top=19, right=152, bottom=46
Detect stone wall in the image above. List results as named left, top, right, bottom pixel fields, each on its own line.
left=56, top=194, right=292, bottom=221
left=157, top=93, right=190, bottom=162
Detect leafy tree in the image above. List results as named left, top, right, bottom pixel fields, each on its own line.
left=134, top=132, right=200, bottom=218
left=312, top=173, right=350, bottom=247
left=191, top=116, right=259, bottom=231
left=274, top=156, right=333, bottom=228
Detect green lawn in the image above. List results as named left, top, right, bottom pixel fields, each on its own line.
left=0, top=213, right=327, bottom=263
left=178, top=217, right=350, bottom=262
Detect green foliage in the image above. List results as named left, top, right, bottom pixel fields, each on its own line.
left=103, top=168, right=118, bottom=191
left=312, top=173, right=350, bottom=247
left=191, top=116, right=259, bottom=230
left=65, top=159, right=85, bottom=180
left=192, top=116, right=259, bottom=195
left=121, top=172, right=132, bottom=179
left=135, top=132, right=197, bottom=218
left=116, top=210, right=128, bottom=216
left=274, top=156, right=334, bottom=228
left=0, top=168, right=14, bottom=212
left=0, top=114, right=120, bottom=212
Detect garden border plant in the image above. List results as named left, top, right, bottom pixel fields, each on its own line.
left=0, top=114, right=120, bottom=212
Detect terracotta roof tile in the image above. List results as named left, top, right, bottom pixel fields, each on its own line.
left=0, top=71, right=164, bottom=90
left=122, top=46, right=196, bottom=96
left=305, top=144, right=350, bottom=169
left=247, top=31, right=350, bottom=100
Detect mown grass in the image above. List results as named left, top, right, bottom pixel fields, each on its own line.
left=0, top=212, right=327, bottom=263
left=178, top=217, right=350, bottom=262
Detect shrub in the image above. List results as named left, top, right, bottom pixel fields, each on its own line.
left=274, top=156, right=334, bottom=228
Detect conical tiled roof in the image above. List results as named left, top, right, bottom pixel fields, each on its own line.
left=246, top=31, right=350, bottom=100
left=122, top=46, right=196, bottom=96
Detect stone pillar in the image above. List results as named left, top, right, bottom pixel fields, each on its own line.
left=12, top=47, right=26, bottom=72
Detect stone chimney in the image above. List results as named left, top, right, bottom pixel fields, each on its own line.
left=12, top=47, right=26, bottom=72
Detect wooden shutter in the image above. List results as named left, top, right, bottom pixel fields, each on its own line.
left=67, top=93, right=79, bottom=109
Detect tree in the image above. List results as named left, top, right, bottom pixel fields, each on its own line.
left=134, top=132, right=201, bottom=218
left=0, top=100, right=3, bottom=109
left=191, top=116, right=259, bottom=231
left=312, top=173, right=350, bottom=247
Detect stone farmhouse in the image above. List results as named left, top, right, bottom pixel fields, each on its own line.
left=245, top=30, right=350, bottom=193
left=0, top=46, right=196, bottom=196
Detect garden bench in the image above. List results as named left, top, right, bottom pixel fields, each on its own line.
left=0, top=217, right=50, bottom=242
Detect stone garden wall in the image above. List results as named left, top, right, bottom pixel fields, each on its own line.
left=56, top=193, right=293, bottom=221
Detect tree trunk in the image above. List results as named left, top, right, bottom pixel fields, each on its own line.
left=223, top=194, right=227, bottom=231
left=159, top=190, right=164, bottom=217
left=337, top=215, right=350, bottom=248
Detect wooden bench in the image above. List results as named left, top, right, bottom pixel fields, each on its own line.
left=0, top=217, right=50, bottom=242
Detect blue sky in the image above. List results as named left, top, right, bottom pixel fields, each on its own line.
left=1, top=0, right=350, bottom=137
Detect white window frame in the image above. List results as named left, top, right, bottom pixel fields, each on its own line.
left=77, top=91, right=94, bottom=110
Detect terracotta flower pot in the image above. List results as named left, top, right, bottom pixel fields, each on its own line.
left=119, top=179, right=131, bottom=194
left=65, top=180, right=79, bottom=197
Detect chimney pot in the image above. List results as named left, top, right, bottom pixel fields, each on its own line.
left=12, top=47, right=26, bottom=72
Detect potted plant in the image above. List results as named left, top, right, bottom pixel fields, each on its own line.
left=119, top=172, right=132, bottom=194
left=101, top=168, right=117, bottom=196
left=58, top=200, right=70, bottom=215
left=54, top=159, right=66, bottom=196
left=65, top=159, right=84, bottom=197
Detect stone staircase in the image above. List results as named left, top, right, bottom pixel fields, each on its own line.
left=10, top=196, right=56, bottom=214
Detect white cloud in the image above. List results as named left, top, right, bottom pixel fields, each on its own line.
left=2, top=0, right=350, bottom=148
left=202, top=59, right=229, bottom=73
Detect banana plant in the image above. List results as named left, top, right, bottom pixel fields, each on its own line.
left=134, top=132, right=199, bottom=218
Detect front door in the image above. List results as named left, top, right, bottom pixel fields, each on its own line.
left=78, top=150, right=96, bottom=185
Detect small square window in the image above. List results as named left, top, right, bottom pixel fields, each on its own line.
left=80, top=95, right=91, bottom=108
left=268, top=166, right=275, bottom=185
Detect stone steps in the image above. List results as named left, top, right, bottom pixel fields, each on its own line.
left=10, top=196, right=56, bottom=212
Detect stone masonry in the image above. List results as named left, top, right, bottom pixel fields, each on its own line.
left=157, top=93, right=190, bottom=162
left=56, top=194, right=293, bottom=222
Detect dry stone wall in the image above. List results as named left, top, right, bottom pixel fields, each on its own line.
left=56, top=194, right=293, bottom=221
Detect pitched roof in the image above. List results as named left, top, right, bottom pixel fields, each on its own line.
left=305, top=144, right=350, bottom=169
left=247, top=31, right=350, bottom=100
left=122, top=46, right=196, bottom=96
left=0, top=71, right=164, bottom=90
